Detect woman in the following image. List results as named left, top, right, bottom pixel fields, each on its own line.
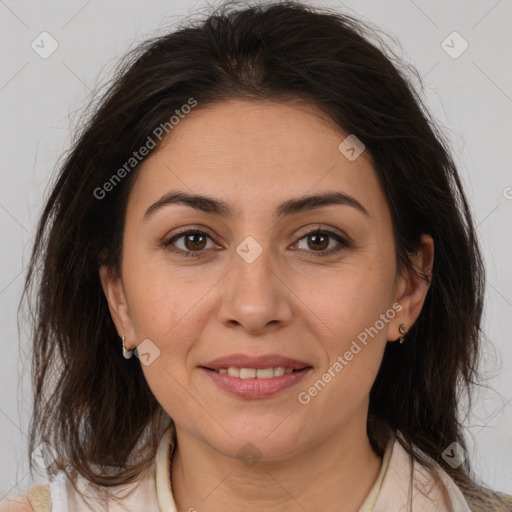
left=2, top=1, right=511, bottom=511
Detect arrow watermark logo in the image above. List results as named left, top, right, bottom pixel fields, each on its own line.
left=338, top=134, right=365, bottom=161
left=135, top=338, right=161, bottom=366
left=31, top=31, right=59, bottom=59
left=236, top=442, right=263, bottom=467
left=236, top=236, right=263, bottom=263
left=442, top=441, right=468, bottom=469
left=441, top=31, right=469, bottom=59
left=31, top=441, right=58, bottom=472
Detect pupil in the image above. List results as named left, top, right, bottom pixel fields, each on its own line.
left=309, top=233, right=328, bottom=250
left=186, top=233, right=206, bottom=250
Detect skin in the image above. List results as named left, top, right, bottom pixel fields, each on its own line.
left=100, top=99, right=434, bottom=512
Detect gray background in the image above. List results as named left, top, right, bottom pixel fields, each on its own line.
left=1, top=0, right=511, bottom=499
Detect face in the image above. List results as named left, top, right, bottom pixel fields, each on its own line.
left=100, top=99, right=433, bottom=460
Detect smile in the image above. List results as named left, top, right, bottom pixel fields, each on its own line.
left=200, top=366, right=312, bottom=398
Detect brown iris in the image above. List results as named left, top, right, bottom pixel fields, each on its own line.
left=184, top=232, right=207, bottom=251
left=307, top=232, right=329, bottom=251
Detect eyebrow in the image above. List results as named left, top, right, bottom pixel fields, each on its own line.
left=143, top=190, right=370, bottom=222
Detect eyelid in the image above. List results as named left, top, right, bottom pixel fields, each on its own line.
left=163, top=224, right=219, bottom=245
left=294, top=224, right=347, bottom=242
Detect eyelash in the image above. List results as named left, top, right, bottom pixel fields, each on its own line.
left=162, top=227, right=350, bottom=258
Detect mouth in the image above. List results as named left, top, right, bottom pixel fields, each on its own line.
left=199, top=354, right=313, bottom=398
left=199, top=354, right=313, bottom=399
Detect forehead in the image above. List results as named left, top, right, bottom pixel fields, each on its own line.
left=128, top=99, right=388, bottom=222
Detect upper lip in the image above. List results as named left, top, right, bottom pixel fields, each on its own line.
left=202, top=353, right=312, bottom=370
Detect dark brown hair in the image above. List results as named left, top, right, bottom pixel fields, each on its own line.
left=21, top=1, right=511, bottom=509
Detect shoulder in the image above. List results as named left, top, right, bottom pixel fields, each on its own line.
left=0, top=498, right=31, bottom=512
left=0, top=485, right=51, bottom=512
left=0, top=495, right=33, bottom=512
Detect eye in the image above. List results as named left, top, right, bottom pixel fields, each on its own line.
left=294, top=228, right=349, bottom=257
left=163, top=230, right=217, bottom=257
left=163, top=227, right=350, bottom=258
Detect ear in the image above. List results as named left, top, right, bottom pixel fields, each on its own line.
left=99, top=264, right=136, bottom=350
left=388, top=233, right=434, bottom=342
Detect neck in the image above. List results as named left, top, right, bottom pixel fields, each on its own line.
left=170, top=406, right=383, bottom=512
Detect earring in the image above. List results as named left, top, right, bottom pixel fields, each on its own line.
left=122, top=334, right=133, bottom=359
left=398, top=324, right=407, bottom=344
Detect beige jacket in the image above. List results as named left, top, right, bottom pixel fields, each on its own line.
left=1, top=428, right=479, bottom=511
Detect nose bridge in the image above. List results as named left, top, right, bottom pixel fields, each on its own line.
left=217, top=234, right=292, bottom=331
left=232, top=234, right=277, bottom=303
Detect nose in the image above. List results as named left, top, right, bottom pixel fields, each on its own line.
left=216, top=245, right=293, bottom=335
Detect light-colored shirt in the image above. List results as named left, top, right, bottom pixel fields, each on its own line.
left=18, top=426, right=474, bottom=511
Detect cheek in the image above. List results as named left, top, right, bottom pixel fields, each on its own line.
left=293, top=259, right=392, bottom=400
left=121, top=240, right=203, bottom=334
left=121, top=248, right=217, bottom=401
left=294, top=257, right=393, bottom=342
left=298, top=294, right=388, bottom=423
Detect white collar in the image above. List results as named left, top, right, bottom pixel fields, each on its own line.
left=155, top=427, right=178, bottom=512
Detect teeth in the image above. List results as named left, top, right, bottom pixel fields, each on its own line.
left=240, top=368, right=256, bottom=379
left=216, top=367, right=299, bottom=378
left=227, top=367, right=240, bottom=377
left=256, top=368, right=274, bottom=379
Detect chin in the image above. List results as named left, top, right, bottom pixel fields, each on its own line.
left=208, top=425, right=306, bottom=462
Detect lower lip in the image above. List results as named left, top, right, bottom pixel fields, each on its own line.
left=201, top=367, right=312, bottom=398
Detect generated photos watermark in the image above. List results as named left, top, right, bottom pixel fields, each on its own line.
left=297, top=302, right=403, bottom=404
left=93, top=97, right=198, bottom=200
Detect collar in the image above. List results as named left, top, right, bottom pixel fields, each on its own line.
left=358, top=432, right=395, bottom=511
left=155, top=427, right=177, bottom=512
left=372, top=431, right=472, bottom=512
